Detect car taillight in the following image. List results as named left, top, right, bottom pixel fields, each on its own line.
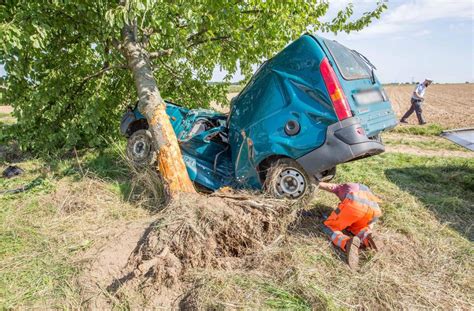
left=320, top=57, right=352, bottom=120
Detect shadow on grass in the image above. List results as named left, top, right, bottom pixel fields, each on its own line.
left=289, top=205, right=349, bottom=264
left=81, top=148, right=137, bottom=201
left=25, top=145, right=136, bottom=203
left=385, top=164, right=474, bottom=241
left=81, top=148, right=166, bottom=212
left=83, top=148, right=130, bottom=182
left=1, top=126, right=154, bottom=207
left=290, top=205, right=332, bottom=237
left=0, top=123, right=26, bottom=164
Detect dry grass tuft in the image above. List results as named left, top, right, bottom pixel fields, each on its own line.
left=125, top=165, right=167, bottom=210
left=111, top=140, right=167, bottom=211
left=46, top=177, right=118, bottom=214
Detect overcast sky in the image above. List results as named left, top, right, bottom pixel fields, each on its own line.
left=212, top=0, right=474, bottom=83
left=1, top=0, right=473, bottom=83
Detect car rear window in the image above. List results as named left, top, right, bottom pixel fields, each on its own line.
left=324, top=40, right=371, bottom=80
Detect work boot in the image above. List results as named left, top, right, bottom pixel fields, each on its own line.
left=345, top=236, right=360, bottom=270
left=366, top=233, right=384, bottom=251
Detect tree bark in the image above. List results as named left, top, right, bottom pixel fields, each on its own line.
left=121, top=24, right=195, bottom=196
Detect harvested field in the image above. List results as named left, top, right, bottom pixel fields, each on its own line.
left=0, top=106, right=15, bottom=125
left=0, top=106, right=13, bottom=114
left=385, top=83, right=474, bottom=128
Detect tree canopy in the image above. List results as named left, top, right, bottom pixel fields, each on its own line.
left=0, top=0, right=386, bottom=151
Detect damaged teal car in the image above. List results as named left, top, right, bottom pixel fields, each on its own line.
left=120, top=34, right=397, bottom=199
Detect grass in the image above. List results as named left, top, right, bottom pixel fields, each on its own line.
left=392, top=123, right=445, bottom=136
left=0, top=198, right=79, bottom=307
left=0, top=135, right=473, bottom=308
left=383, top=132, right=467, bottom=151
left=340, top=153, right=473, bottom=239
left=0, top=143, right=150, bottom=309
left=263, top=284, right=312, bottom=310
left=0, top=164, right=77, bottom=308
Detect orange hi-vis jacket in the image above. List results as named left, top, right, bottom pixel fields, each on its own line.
left=323, top=184, right=382, bottom=250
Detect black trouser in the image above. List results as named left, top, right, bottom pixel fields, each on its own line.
left=401, top=98, right=425, bottom=124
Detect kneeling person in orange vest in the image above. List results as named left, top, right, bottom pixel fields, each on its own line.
left=319, top=182, right=383, bottom=269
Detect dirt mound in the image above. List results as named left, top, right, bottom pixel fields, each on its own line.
left=80, top=192, right=300, bottom=309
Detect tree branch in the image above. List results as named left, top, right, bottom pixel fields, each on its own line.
left=81, top=64, right=127, bottom=83
left=187, top=35, right=231, bottom=49
left=187, top=25, right=254, bottom=49
left=187, top=28, right=208, bottom=42
left=112, top=38, right=122, bottom=52
left=157, top=58, right=184, bottom=80
left=140, top=27, right=154, bottom=47
left=185, top=8, right=261, bottom=43
left=241, top=9, right=263, bottom=14
left=149, top=49, right=173, bottom=59
left=103, top=39, right=111, bottom=69
left=132, top=18, right=138, bottom=42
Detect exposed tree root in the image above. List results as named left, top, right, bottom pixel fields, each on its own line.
left=80, top=191, right=301, bottom=309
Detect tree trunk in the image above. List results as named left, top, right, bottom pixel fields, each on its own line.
left=121, top=24, right=195, bottom=196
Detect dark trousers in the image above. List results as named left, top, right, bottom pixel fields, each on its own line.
left=401, top=98, right=425, bottom=124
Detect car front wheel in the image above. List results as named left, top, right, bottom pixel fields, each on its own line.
left=126, top=129, right=156, bottom=167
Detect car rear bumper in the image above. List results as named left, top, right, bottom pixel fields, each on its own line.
left=296, top=117, right=385, bottom=179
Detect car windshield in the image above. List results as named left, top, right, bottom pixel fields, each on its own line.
left=324, top=39, right=372, bottom=80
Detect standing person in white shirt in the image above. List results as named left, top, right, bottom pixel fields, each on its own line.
left=400, top=79, right=433, bottom=125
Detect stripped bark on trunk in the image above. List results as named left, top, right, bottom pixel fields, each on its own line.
left=121, top=24, right=195, bottom=196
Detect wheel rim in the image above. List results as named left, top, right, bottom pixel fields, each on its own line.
left=275, top=168, right=306, bottom=198
left=132, top=138, right=148, bottom=159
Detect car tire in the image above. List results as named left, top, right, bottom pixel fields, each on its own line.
left=126, top=129, right=156, bottom=167
left=264, top=158, right=314, bottom=200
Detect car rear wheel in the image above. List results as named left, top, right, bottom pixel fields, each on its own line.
left=264, top=158, right=313, bottom=200
left=126, top=129, right=156, bottom=167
